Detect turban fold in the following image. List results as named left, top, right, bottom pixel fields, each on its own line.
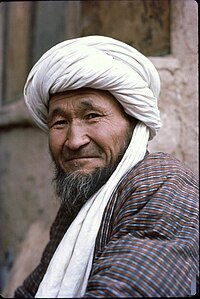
left=24, top=35, right=161, bottom=139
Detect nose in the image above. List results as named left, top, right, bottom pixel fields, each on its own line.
left=65, top=121, right=90, bottom=151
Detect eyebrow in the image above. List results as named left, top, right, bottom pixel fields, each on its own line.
left=48, top=100, right=103, bottom=121
left=48, top=107, right=66, bottom=121
left=78, top=100, right=103, bottom=111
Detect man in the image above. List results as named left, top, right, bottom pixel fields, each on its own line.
left=14, top=36, right=198, bottom=297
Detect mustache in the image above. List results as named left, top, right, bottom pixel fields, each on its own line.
left=61, top=146, right=103, bottom=161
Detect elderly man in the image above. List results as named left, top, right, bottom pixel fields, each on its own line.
left=14, top=36, right=198, bottom=298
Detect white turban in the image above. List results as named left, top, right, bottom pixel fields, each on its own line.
left=24, top=35, right=161, bottom=140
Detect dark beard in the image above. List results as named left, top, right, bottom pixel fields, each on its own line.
left=53, top=163, right=117, bottom=217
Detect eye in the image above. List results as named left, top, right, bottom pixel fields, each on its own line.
left=56, top=120, right=67, bottom=125
left=86, top=113, right=101, bottom=120
left=50, top=119, right=67, bottom=128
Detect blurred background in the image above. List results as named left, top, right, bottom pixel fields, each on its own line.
left=0, top=0, right=198, bottom=296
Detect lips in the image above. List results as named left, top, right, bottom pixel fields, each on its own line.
left=61, top=156, right=101, bottom=172
left=65, top=156, right=98, bottom=162
left=62, top=148, right=103, bottom=163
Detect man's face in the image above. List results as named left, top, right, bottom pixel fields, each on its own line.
left=48, top=88, right=134, bottom=175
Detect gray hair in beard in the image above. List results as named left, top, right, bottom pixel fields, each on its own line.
left=53, top=164, right=117, bottom=217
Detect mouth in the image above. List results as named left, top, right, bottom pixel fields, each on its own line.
left=66, top=156, right=99, bottom=162
left=62, top=156, right=102, bottom=169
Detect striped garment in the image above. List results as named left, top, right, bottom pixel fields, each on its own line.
left=14, top=152, right=199, bottom=298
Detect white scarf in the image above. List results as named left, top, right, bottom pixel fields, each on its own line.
left=35, top=122, right=149, bottom=298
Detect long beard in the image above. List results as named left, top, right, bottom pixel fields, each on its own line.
left=53, top=163, right=117, bottom=217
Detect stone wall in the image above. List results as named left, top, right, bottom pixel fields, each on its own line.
left=0, top=0, right=198, bottom=296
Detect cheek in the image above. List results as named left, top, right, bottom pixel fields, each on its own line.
left=92, top=121, right=130, bottom=158
left=48, top=132, right=64, bottom=159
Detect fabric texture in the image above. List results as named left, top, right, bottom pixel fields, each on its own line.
left=24, top=35, right=161, bottom=140
left=14, top=152, right=199, bottom=298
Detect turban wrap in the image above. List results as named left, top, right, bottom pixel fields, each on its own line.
left=28, top=36, right=162, bottom=298
left=24, top=35, right=161, bottom=139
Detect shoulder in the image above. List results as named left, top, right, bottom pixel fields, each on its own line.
left=120, top=152, right=198, bottom=189
left=134, top=151, right=195, bottom=175
left=114, top=151, right=198, bottom=212
left=111, top=151, right=198, bottom=229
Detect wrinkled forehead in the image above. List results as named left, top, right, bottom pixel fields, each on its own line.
left=48, top=87, right=127, bottom=115
left=49, top=87, right=109, bottom=101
